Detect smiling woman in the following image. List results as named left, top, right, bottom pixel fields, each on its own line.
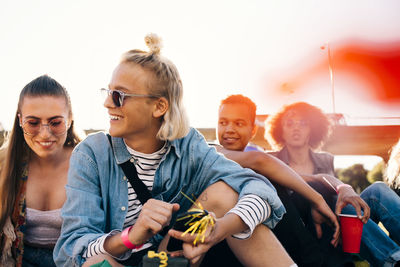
left=0, top=75, right=81, bottom=267
left=19, top=96, right=71, bottom=158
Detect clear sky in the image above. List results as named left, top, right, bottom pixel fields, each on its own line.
left=1, top=0, right=399, bottom=169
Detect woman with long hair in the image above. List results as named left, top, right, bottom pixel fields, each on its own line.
left=0, top=75, right=81, bottom=267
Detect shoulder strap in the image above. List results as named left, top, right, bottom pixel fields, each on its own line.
left=107, top=134, right=152, bottom=205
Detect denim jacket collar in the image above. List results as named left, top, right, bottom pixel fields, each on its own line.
left=277, top=146, right=325, bottom=175
left=308, top=149, right=326, bottom=174
left=110, top=135, right=180, bottom=165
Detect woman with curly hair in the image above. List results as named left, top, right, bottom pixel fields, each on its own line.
left=266, top=102, right=400, bottom=267
left=267, top=102, right=332, bottom=155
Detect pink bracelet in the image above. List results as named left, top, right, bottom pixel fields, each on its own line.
left=121, top=226, right=143, bottom=250
left=336, top=184, right=352, bottom=193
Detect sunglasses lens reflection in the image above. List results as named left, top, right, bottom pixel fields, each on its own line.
left=111, top=91, right=122, bottom=107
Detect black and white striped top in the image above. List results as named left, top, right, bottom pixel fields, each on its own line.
left=123, top=143, right=168, bottom=228
left=83, top=143, right=167, bottom=260
left=228, top=194, right=270, bottom=239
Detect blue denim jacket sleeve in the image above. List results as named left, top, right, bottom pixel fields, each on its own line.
left=185, top=129, right=285, bottom=229
left=53, top=149, right=100, bottom=266
left=53, top=133, right=128, bottom=267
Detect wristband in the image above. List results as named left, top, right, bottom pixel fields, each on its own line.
left=121, top=226, right=143, bottom=250
left=336, top=184, right=352, bottom=193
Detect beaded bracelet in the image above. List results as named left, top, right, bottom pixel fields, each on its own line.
left=121, top=226, right=143, bottom=250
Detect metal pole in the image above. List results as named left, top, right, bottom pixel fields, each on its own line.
left=327, top=42, right=336, bottom=114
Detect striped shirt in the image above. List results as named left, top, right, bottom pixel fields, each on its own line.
left=228, top=195, right=270, bottom=239
left=123, top=143, right=168, bottom=228
left=83, top=142, right=167, bottom=260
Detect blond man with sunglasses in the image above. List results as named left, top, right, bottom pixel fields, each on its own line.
left=54, top=34, right=296, bottom=267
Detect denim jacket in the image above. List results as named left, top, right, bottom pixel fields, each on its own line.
left=54, top=128, right=285, bottom=266
left=269, top=146, right=335, bottom=175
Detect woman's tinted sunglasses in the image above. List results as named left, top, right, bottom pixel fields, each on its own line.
left=20, top=116, right=69, bottom=136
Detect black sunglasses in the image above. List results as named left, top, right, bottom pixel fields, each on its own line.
left=100, top=88, right=160, bottom=107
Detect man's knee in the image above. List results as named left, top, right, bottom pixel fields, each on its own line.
left=197, top=181, right=238, bottom=217
left=361, top=181, right=387, bottom=199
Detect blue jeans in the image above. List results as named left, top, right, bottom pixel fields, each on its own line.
left=22, top=244, right=56, bottom=267
left=342, top=182, right=400, bottom=267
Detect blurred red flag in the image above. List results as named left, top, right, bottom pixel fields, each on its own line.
left=278, top=40, right=400, bottom=103
left=336, top=41, right=400, bottom=102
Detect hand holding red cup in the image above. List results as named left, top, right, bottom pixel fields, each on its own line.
left=339, top=214, right=364, bottom=253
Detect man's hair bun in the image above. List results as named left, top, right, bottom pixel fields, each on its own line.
left=145, top=33, right=163, bottom=55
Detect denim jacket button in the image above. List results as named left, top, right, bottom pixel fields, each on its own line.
left=121, top=206, right=126, bottom=211
left=123, top=176, right=127, bottom=181
left=130, top=158, right=135, bottom=163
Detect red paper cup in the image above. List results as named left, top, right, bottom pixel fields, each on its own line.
left=339, top=214, right=364, bottom=253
